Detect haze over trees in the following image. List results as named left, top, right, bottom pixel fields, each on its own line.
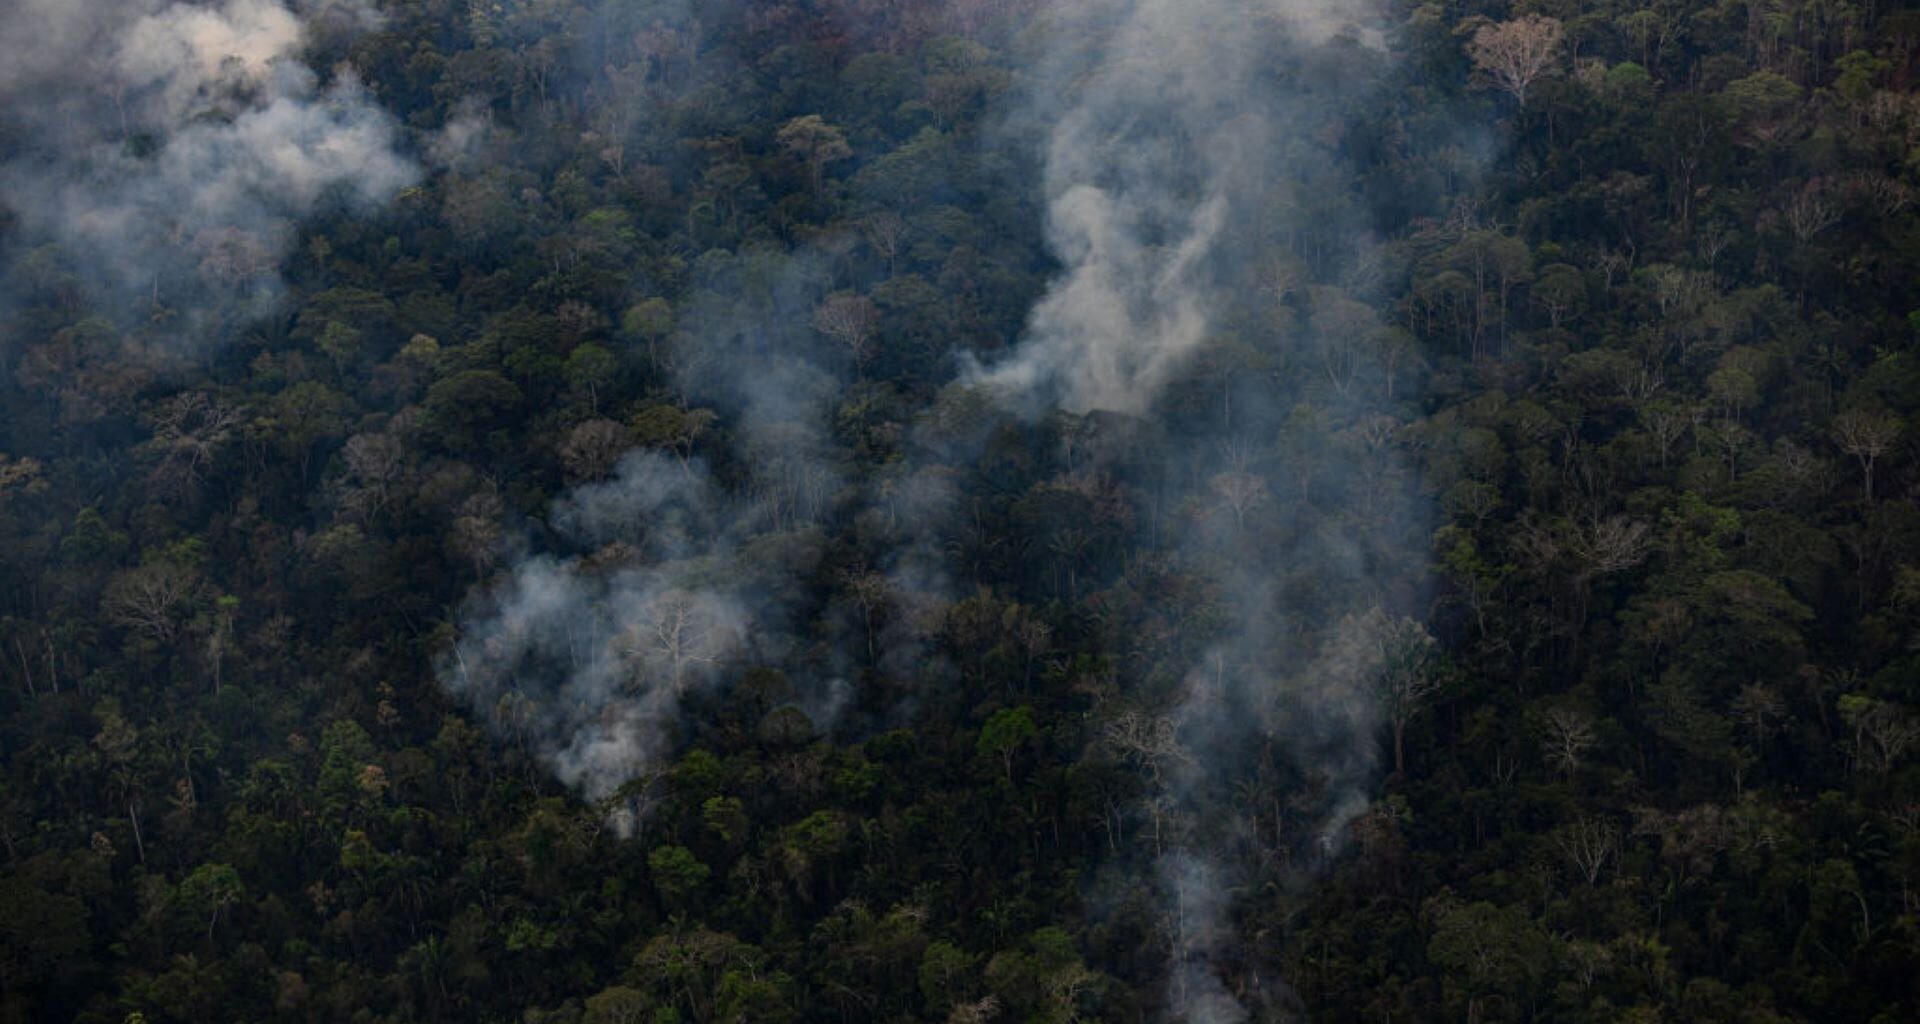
left=0, top=1, right=1918, bottom=1023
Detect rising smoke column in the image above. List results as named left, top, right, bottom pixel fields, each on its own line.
left=0, top=0, right=417, bottom=344
left=974, top=1, right=1424, bottom=1020
left=443, top=449, right=787, bottom=827
left=971, top=0, right=1375, bottom=415
left=439, top=287, right=968, bottom=831
left=430, top=0, right=1431, bottom=1014
left=439, top=249, right=869, bottom=827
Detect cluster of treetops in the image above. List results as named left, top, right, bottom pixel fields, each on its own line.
left=1, top=0, right=1919, bottom=1021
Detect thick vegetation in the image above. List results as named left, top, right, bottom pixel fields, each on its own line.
left=2, top=1, right=1919, bottom=1022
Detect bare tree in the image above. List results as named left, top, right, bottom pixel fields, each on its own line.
left=623, top=590, right=737, bottom=696
left=1553, top=816, right=1619, bottom=885
left=445, top=478, right=505, bottom=569
left=1039, top=962, right=1098, bottom=1024
left=1639, top=403, right=1693, bottom=468
left=1531, top=265, right=1585, bottom=328
left=1832, top=409, right=1901, bottom=502
left=631, top=403, right=715, bottom=476
left=1353, top=413, right=1400, bottom=456
left=1846, top=172, right=1914, bottom=218
left=103, top=563, right=201, bottom=644
left=195, top=228, right=275, bottom=288
left=92, top=713, right=147, bottom=863
left=1206, top=470, right=1269, bottom=534
left=1374, top=616, right=1442, bottom=776
left=1732, top=683, right=1786, bottom=747
left=1013, top=616, right=1053, bottom=692
left=839, top=568, right=891, bottom=665
left=1541, top=706, right=1597, bottom=779
left=1258, top=255, right=1308, bottom=308
left=1570, top=515, right=1651, bottom=577
left=1306, top=286, right=1374, bottom=395
left=811, top=293, right=881, bottom=377
left=559, top=419, right=630, bottom=482
left=143, top=392, right=243, bottom=498
left=1839, top=696, right=1919, bottom=773
left=860, top=211, right=908, bottom=275
left=744, top=423, right=837, bottom=530
left=1589, top=245, right=1635, bottom=291
left=0, top=452, right=38, bottom=495
left=1101, top=709, right=1188, bottom=788
left=946, top=996, right=1002, bottom=1024
left=1467, top=15, right=1565, bottom=107
left=204, top=595, right=239, bottom=696
left=338, top=432, right=405, bottom=522
left=1371, top=327, right=1420, bottom=400
left=1783, top=180, right=1841, bottom=244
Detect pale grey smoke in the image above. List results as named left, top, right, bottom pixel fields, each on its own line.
left=445, top=444, right=845, bottom=819
left=867, top=463, right=962, bottom=687
left=1161, top=852, right=1250, bottom=1024
left=967, top=0, right=1378, bottom=415
left=425, top=101, right=494, bottom=172
left=444, top=540, right=753, bottom=807
left=670, top=248, right=853, bottom=535
left=0, top=0, right=416, bottom=341
left=551, top=449, right=718, bottom=552
left=442, top=252, right=862, bottom=816
left=297, top=0, right=386, bottom=34
left=431, top=11, right=1430, bottom=1021
left=971, top=1, right=1411, bottom=1019
left=446, top=447, right=834, bottom=819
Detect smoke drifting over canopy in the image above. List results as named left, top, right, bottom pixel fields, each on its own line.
left=969, top=0, right=1385, bottom=416
left=445, top=453, right=762, bottom=809
left=440, top=249, right=867, bottom=820
left=0, top=0, right=416, bottom=342
left=429, top=0, right=1436, bottom=1018
left=979, top=2, right=1425, bottom=1020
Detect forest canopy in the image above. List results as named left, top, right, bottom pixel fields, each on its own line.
left=1, top=1, right=1919, bottom=1023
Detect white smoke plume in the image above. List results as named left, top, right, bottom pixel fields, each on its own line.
left=442, top=250, right=868, bottom=820
left=1160, top=851, right=1255, bottom=1024
left=969, top=1, right=1427, bottom=1019
left=446, top=458, right=839, bottom=829
left=429, top=1, right=1441, bottom=1016
left=424, top=101, right=495, bottom=173
left=444, top=453, right=758, bottom=808
left=0, top=0, right=416, bottom=342
left=967, top=0, right=1378, bottom=415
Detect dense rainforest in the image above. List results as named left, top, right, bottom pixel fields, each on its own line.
left=2, top=0, right=1919, bottom=1022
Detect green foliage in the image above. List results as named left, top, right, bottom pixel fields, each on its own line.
left=173, top=863, right=244, bottom=941
left=976, top=706, right=1038, bottom=783
left=647, top=846, right=710, bottom=908
left=1, top=2, right=1918, bottom=1023
left=423, top=370, right=524, bottom=448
